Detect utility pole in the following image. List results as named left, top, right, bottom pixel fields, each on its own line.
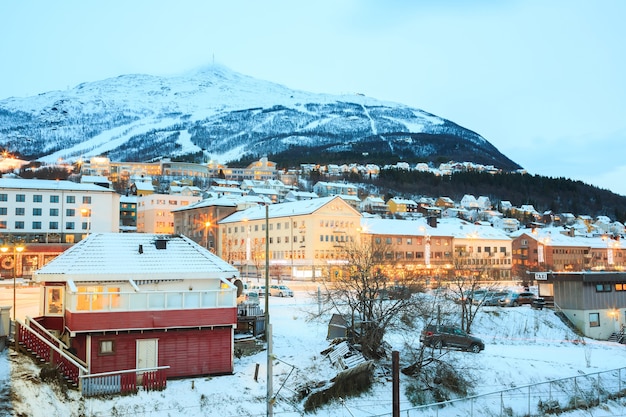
left=265, top=204, right=273, bottom=417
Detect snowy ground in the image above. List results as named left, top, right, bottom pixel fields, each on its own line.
left=2, top=283, right=626, bottom=417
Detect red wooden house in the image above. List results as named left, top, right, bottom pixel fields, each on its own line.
left=24, top=233, right=239, bottom=394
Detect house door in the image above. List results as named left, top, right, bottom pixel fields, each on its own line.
left=136, top=339, right=158, bottom=372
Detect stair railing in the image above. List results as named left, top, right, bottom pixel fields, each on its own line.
left=16, top=320, right=88, bottom=388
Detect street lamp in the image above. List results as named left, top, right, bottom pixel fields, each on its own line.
left=1, top=243, right=25, bottom=321
left=204, top=221, right=211, bottom=249
left=81, top=208, right=91, bottom=237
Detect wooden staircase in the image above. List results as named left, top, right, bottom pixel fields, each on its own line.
left=14, top=319, right=88, bottom=390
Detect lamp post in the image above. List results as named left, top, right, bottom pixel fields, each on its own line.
left=204, top=221, right=211, bottom=249
left=1, top=243, right=25, bottom=321
left=81, top=208, right=91, bottom=237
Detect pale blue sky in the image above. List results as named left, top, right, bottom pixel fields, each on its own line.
left=1, top=1, right=625, bottom=196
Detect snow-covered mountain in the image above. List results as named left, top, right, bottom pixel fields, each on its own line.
left=0, top=64, right=521, bottom=170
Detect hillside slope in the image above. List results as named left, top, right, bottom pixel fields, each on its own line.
left=0, top=65, right=520, bottom=171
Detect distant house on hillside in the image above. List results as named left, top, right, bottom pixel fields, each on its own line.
left=359, top=196, right=388, bottom=216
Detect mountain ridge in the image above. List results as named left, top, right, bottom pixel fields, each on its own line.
left=0, top=64, right=520, bottom=171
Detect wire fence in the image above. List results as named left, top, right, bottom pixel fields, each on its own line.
left=397, top=366, right=626, bottom=417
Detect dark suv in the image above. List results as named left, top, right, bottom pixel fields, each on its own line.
left=420, top=324, right=485, bottom=353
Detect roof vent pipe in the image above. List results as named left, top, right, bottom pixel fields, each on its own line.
left=138, top=244, right=143, bottom=254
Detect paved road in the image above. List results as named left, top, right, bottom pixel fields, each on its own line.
left=0, top=281, right=40, bottom=322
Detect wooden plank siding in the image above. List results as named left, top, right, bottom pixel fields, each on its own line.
left=89, top=327, right=234, bottom=377
left=65, top=307, right=237, bottom=332
left=550, top=273, right=626, bottom=311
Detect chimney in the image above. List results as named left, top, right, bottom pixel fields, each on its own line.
left=138, top=244, right=143, bottom=254
left=427, top=217, right=437, bottom=228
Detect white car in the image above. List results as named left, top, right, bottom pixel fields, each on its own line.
left=270, top=285, right=293, bottom=297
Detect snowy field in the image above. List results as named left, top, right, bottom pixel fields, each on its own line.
left=3, top=283, right=626, bottom=417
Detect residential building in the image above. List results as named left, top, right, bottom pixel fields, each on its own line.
left=119, top=194, right=137, bottom=232
left=218, top=196, right=362, bottom=280
left=172, top=197, right=239, bottom=253
left=24, top=233, right=239, bottom=392
left=534, top=271, right=626, bottom=340
left=359, top=196, right=388, bottom=216
left=136, top=194, right=201, bottom=234
left=312, top=181, right=358, bottom=198
left=0, top=178, right=120, bottom=244
left=511, top=228, right=625, bottom=277
left=387, top=197, right=418, bottom=215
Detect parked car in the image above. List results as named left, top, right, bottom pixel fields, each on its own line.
left=270, top=285, right=293, bottom=297
left=253, top=285, right=267, bottom=297
left=378, top=285, right=412, bottom=300
left=455, top=289, right=489, bottom=304
left=498, top=291, right=537, bottom=307
left=236, top=282, right=259, bottom=305
left=481, top=291, right=509, bottom=306
left=531, top=297, right=546, bottom=310
left=420, top=324, right=484, bottom=353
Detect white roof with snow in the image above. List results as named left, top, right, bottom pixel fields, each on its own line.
left=220, top=196, right=358, bottom=223
left=34, top=233, right=239, bottom=281
left=0, top=178, right=113, bottom=192
left=360, top=217, right=512, bottom=241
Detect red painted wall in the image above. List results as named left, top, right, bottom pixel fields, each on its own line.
left=89, top=327, right=233, bottom=378
left=66, top=307, right=237, bottom=332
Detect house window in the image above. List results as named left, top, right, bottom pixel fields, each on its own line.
left=83, top=196, right=92, bottom=204
left=49, top=222, right=59, bottom=230
left=33, top=194, right=43, bottom=203
left=15, top=207, right=25, bottom=216
left=589, top=313, right=600, bottom=327
left=66, top=209, right=75, bottom=217
left=66, top=222, right=75, bottom=230
left=50, top=195, right=59, bottom=203
left=615, top=283, right=626, bottom=291
left=50, top=208, right=59, bottom=216
left=0, top=208, right=5, bottom=215
left=15, top=221, right=24, bottom=229
left=16, top=194, right=25, bottom=202
left=0, top=221, right=6, bottom=229
left=32, top=221, right=42, bottom=230
left=45, top=286, right=64, bottom=315
left=33, top=208, right=42, bottom=216
left=99, top=340, right=115, bottom=355
left=0, top=194, right=6, bottom=201
left=595, top=284, right=611, bottom=292
left=66, top=196, right=75, bottom=204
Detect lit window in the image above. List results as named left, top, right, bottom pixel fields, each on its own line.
left=589, top=313, right=600, bottom=327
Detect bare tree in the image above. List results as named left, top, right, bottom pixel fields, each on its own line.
left=319, top=239, right=425, bottom=359
left=446, top=258, right=499, bottom=333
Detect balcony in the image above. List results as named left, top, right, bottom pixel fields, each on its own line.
left=66, top=288, right=236, bottom=313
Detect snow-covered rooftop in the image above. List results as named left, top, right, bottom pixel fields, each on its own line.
left=34, top=233, right=238, bottom=281
left=220, top=196, right=354, bottom=223
left=0, top=178, right=113, bottom=192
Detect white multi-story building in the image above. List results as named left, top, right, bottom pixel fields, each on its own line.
left=0, top=178, right=120, bottom=244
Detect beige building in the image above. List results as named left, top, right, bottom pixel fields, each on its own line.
left=137, top=194, right=201, bottom=234
left=218, top=196, right=362, bottom=280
